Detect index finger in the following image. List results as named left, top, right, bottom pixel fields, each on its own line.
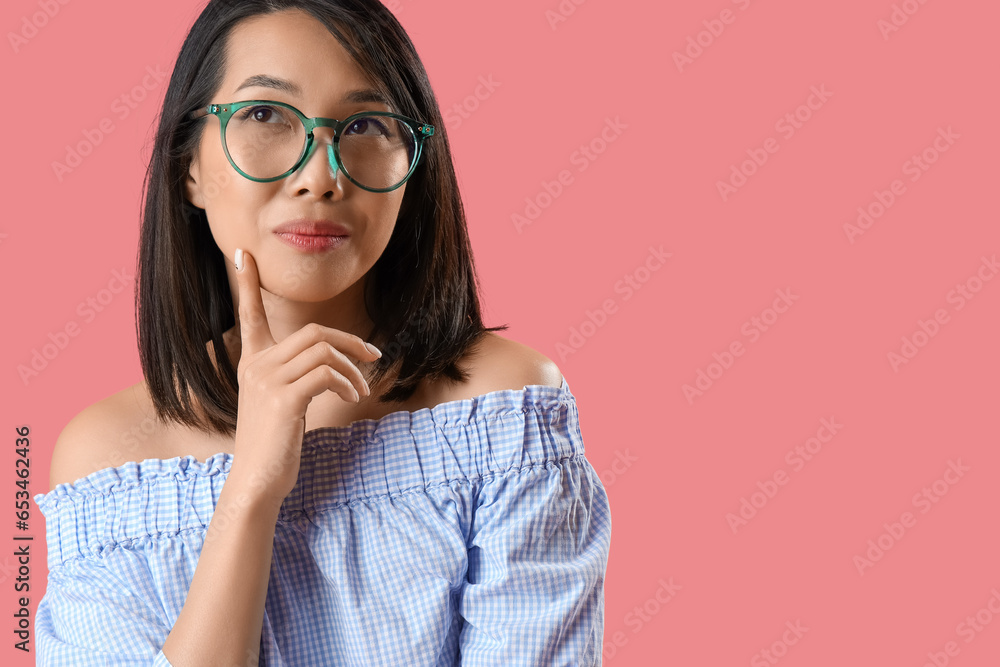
left=234, top=248, right=275, bottom=356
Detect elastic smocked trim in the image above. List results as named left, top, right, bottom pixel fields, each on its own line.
left=34, top=379, right=577, bottom=514
left=34, top=379, right=585, bottom=568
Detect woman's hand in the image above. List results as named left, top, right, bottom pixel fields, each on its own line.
left=226, top=248, right=382, bottom=509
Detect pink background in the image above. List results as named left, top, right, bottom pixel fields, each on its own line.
left=3, top=0, right=999, bottom=664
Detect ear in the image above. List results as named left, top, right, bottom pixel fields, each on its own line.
left=185, top=155, right=206, bottom=209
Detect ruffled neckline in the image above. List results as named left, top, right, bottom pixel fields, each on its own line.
left=34, top=378, right=574, bottom=512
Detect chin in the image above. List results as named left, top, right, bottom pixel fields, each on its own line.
left=260, top=262, right=358, bottom=302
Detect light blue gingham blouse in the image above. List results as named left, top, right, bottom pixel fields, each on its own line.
left=32, top=378, right=612, bottom=666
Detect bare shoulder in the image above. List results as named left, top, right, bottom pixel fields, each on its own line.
left=47, top=381, right=163, bottom=492
left=449, top=332, right=564, bottom=399
left=483, top=332, right=564, bottom=389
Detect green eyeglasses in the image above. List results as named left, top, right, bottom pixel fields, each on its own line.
left=188, top=100, right=435, bottom=193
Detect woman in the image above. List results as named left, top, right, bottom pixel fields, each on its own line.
left=33, top=1, right=611, bottom=664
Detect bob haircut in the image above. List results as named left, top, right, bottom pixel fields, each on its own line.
left=137, top=0, right=507, bottom=437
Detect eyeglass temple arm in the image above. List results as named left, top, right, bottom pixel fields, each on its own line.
left=187, top=106, right=209, bottom=121
left=187, top=105, right=228, bottom=121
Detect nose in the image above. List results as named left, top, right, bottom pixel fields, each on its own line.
left=286, top=129, right=344, bottom=198
left=304, top=130, right=343, bottom=178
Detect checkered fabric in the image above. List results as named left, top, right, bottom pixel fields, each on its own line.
left=33, top=378, right=611, bottom=666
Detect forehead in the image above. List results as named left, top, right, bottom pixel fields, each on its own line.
left=220, top=8, right=377, bottom=102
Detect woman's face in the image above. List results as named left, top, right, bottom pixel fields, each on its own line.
left=186, top=8, right=405, bottom=303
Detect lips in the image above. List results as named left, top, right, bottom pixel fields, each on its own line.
left=272, top=218, right=350, bottom=254
left=272, top=219, right=350, bottom=237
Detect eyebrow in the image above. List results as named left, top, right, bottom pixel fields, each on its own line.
left=233, top=74, right=392, bottom=107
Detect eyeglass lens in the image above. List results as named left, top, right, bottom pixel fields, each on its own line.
left=225, top=104, right=417, bottom=188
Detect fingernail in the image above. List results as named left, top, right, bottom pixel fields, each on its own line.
left=365, top=342, right=382, bottom=358
left=235, top=248, right=244, bottom=272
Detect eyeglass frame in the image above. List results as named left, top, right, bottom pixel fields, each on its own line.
left=187, top=100, right=435, bottom=193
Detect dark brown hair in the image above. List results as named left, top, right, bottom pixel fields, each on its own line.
left=137, top=0, right=506, bottom=437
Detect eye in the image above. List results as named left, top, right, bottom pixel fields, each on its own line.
left=236, top=105, right=286, bottom=123
left=345, top=116, right=392, bottom=137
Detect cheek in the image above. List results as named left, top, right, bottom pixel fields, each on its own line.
left=200, top=152, right=243, bottom=210
left=362, top=195, right=403, bottom=256
left=196, top=129, right=267, bottom=217
left=375, top=189, right=406, bottom=240
left=201, top=162, right=268, bottom=256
